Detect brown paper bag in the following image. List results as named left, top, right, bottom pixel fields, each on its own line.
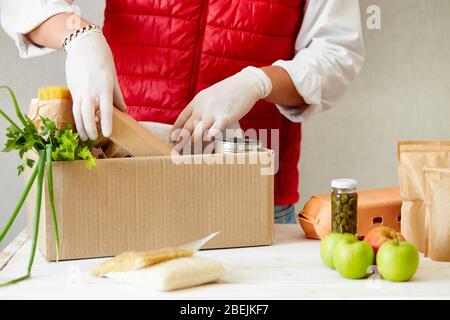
left=28, top=98, right=75, bottom=131
left=424, top=167, right=450, bottom=261
left=397, top=141, right=450, bottom=252
left=107, top=108, right=173, bottom=157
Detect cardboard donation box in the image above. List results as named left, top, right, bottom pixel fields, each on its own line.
left=26, top=151, right=275, bottom=261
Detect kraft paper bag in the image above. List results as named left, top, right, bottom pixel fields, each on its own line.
left=104, top=121, right=174, bottom=158
left=28, top=98, right=75, bottom=130
left=397, top=141, right=450, bottom=252
left=424, top=167, right=450, bottom=261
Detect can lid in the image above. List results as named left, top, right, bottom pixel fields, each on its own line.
left=214, top=137, right=262, bottom=153
left=331, top=179, right=358, bottom=189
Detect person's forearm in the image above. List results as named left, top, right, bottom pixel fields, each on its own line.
left=26, top=13, right=90, bottom=50
left=260, top=66, right=306, bottom=107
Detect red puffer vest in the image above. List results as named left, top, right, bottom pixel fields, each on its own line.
left=103, top=0, right=304, bottom=205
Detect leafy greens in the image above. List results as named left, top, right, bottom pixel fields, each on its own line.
left=0, top=85, right=96, bottom=287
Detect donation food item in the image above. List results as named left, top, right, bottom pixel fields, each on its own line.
left=397, top=141, right=450, bottom=252
left=364, top=226, right=406, bottom=255
left=331, top=179, right=358, bottom=234
left=319, top=230, right=418, bottom=282
left=424, top=167, right=450, bottom=261
left=93, top=233, right=224, bottom=291
left=106, top=256, right=226, bottom=291
left=0, top=86, right=95, bottom=287
left=28, top=86, right=75, bottom=130
left=106, top=107, right=173, bottom=157
left=376, top=240, right=419, bottom=282
left=138, top=121, right=173, bottom=145
left=92, top=247, right=195, bottom=277
left=214, top=137, right=262, bottom=154
left=333, top=237, right=374, bottom=279
left=104, top=121, right=174, bottom=158
left=299, top=188, right=402, bottom=240
left=320, top=233, right=357, bottom=269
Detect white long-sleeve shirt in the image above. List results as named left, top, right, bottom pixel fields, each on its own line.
left=0, top=0, right=364, bottom=122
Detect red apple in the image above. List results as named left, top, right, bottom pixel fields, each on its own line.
left=364, top=226, right=405, bottom=255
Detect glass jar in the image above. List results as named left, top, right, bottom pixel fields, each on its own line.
left=331, top=179, right=358, bottom=234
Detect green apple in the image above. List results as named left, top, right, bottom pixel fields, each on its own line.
left=376, top=240, right=419, bottom=282
left=333, top=238, right=374, bottom=279
left=320, top=233, right=357, bottom=269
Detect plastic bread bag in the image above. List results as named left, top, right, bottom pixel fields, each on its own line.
left=397, top=141, right=450, bottom=252
left=424, top=167, right=450, bottom=261
left=92, top=232, right=225, bottom=291
left=106, top=256, right=226, bottom=291
left=299, top=188, right=402, bottom=240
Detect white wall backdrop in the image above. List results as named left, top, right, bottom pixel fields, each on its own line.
left=297, top=0, right=450, bottom=210
left=1, top=0, right=449, bottom=249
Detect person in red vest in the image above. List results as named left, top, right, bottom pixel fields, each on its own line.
left=1, top=0, right=364, bottom=223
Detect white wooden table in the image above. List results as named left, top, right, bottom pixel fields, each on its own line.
left=1, top=225, right=449, bottom=300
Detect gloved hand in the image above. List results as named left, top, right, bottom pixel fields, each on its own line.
left=171, top=66, right=272, bottom=149
left=65, top=31, right=126, bottom=141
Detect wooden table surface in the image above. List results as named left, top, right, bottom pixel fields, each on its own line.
left=1, top=224, right=449, bottom=300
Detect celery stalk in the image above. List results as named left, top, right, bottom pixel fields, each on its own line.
left=0, top=108, right=24, bottom=135
left=0, top=163, right=38, bottom=243
left=26, top=149, right=46, bottom=274
left=46, top=144, right=60, bottom=261
left=0, top=150, right=46, bottom=287
left=0, top=86, right=28, bottom=128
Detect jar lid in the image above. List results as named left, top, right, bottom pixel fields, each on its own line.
left=331, top=179, right=358, bottom=189
left=214, top=137, right=262, bottom=153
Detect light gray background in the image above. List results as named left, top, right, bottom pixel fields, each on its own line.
left=1, top=0, right=449, bottom=249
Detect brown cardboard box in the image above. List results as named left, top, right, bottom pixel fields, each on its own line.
left=26, top=151, right=274, bottom=261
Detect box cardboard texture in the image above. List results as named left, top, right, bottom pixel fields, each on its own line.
left=26, top=152, right=274, bottom=261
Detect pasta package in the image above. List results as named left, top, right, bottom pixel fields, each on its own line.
left=424, top=168, right=450, bottom=261
left=299, top=188, right=402, bottom=240
left=397, top=141, right=450, bottom=252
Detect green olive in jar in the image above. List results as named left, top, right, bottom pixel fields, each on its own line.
left=331, top=179, right=358, bottom=235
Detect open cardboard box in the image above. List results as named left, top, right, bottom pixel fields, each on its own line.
left=25, top=150, right=275, bottom=261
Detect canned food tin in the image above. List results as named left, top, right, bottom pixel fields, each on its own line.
left=214, top=137, right=262, bottom=154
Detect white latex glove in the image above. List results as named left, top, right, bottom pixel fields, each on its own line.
left=171, top=66, right=272, bottom=148
left=65, top=30, right=126, bottom=141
